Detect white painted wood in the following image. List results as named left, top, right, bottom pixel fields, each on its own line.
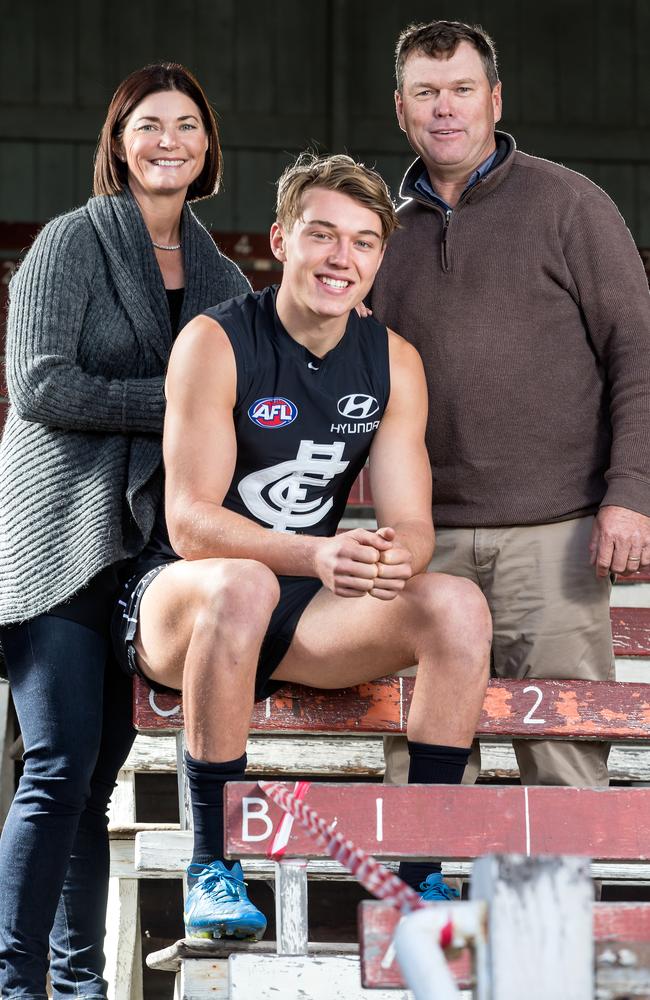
left=228, top=954, right=412, bottom=999
left=616, top=658, right=650, bottom=682
left=275, top=859, right=309, bottom=955
left=174, top=958, right=229, bottom=999
left=0, top=680, right=14, bottom=825
left=471, top=855, right=593, bottom=1000
left=109, top=838, right=136, bottom=878
left=123, top=733, right=650, bottom=783
left=133, top=829, right=650, bottom=883
left=479, top=741, right=650, bottom=783
left=176, top=731, right=191, bottom=830
left=104, top=877, right=142, bottom=1000
left=611, top=583, right=650, bottom=606
left=108, top=769, right=136, bottom=825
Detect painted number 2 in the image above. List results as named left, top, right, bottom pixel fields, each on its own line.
left=522, top=685, right=546, bottom=725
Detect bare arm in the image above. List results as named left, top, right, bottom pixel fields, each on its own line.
left=164, top=315, right=391, bottom=595
left=367, top=331, right=434, bottom=598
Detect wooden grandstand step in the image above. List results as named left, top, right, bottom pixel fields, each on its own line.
left=134, top=675, right=650, bottom=741
left=131, top=831, right=650, bottom=883
left=122, top=732, right=650, bottom=782
left=224, top=783, right=650, bottom=861
left=359, top=900, right=650, bottom=990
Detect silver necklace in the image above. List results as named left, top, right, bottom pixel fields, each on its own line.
left=152, top=240, right=181, bottom=251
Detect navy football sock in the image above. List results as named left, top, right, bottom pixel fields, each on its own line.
left=398, top=741, right=471, bottom=891
left=184, top=750, right=247, bottom=881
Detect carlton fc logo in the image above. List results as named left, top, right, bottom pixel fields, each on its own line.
left=248, top=397, right=298, bottom=429
left=337, top=394, right=379, bottom=420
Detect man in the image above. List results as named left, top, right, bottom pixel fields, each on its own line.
left=112, top=154, right=491, bottom=939
left=371, top=20, right=650, bottom=795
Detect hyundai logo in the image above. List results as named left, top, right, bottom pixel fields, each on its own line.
left=337, top=394, right=379, bottom=419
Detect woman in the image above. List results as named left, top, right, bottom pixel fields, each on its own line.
left=0, top=63, right=249, bottom=997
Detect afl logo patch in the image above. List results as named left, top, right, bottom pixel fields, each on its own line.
left=248, top=397, right=298, bottom=429
left=337, top=394, right=379, bottom=420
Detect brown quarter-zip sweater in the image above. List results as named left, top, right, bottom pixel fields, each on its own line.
left=371, top=132, right=650, bottom=528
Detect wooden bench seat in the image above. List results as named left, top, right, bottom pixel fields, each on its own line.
left=134, top=675, right=650, bottom=741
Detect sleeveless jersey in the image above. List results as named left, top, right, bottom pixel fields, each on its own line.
left=204, top=285, right=391, bottom=535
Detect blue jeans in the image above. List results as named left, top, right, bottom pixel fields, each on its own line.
left=0, top=614, right=135, bottom=998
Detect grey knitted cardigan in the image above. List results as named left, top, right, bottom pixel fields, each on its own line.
left=0, top=187, right=249, bottom=624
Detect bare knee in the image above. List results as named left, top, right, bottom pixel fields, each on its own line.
left=195, top=559, right=280, bottom=646
left=407, top=574, right=492, bottom=667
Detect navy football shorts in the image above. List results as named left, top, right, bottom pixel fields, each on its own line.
left=111, top=558, right=322, bottom=701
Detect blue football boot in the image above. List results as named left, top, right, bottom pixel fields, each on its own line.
left=184, top=860, right=267, bottom=940
left=419, top=872, right=461, bottom=901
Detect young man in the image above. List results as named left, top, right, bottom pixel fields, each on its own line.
left=113, top=154, right=491, bottom=940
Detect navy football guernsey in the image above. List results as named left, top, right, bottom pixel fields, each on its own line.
left=203, top=285, right=390, bottom=535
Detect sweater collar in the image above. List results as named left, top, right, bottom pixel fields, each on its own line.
left=85, top=187, right=215, bottom=365
left=399, top=131, right=516, bottom=210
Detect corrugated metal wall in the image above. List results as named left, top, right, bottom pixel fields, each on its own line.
left=0, top=0, right=648, bottom=240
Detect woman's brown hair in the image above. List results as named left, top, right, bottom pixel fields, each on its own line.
left=93, top=63, right=222, bottom=201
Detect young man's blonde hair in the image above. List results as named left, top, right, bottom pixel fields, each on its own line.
left=276, top=153, right=399, bottom=243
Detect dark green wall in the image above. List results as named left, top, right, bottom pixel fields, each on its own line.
left=1, top=0, right=648, bottom=241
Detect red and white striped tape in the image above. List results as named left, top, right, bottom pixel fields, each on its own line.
left=267, top=780, right=311, bottom=860
left=259, top=779, right=425, bottom=914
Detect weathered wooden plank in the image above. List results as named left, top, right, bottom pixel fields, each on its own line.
left=148, top=938, right=357, bottom=973
left=0, top=680, right=14, bottom=824
left=596, top=938, right=650, bottom=998
left=133, top=675, right=650, bottom=740
left=104, top=877, right=142, bottom=1000
left=175, top=958, right=228, bottom=1000
left=228, top=953, right=411, bottom=1000
left=132, top=831, right=650, bottom=882
left=275, top=859, right=308, bottom=956
left=225, top=783, right=650, bottom=861
left=359, top=900, right=650, bottom=989
left=612, top=606, right=650, bottom=655
left=121, top=731, right=650, bottom=783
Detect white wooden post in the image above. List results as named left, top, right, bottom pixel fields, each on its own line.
left=470, top=854, right=593, bottom=1000
left=176, top=730, right=192, bottom=909
left=274, top=859, right=309, bottom=955
left=176, top=731, right=191, bottom=830
left=0, top=680, right=15, bottom=825
left=105, top=768, right=143, bottom=1000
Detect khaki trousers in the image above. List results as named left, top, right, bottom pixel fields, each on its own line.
left=384, top=516, right=613, bottom=788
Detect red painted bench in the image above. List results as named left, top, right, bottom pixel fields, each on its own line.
left=133, top=674, right=650, bottom=742
left=358, top=899, right=650, bottom=990
left=224, top=782, right=650, bottom=862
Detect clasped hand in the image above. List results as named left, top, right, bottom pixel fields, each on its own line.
left=314, top=526, right=413, bottom=599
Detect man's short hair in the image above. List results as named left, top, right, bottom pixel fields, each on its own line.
left=276, top=153, right=399, bottom=243
left=395, top=20, right=499, bottom=92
